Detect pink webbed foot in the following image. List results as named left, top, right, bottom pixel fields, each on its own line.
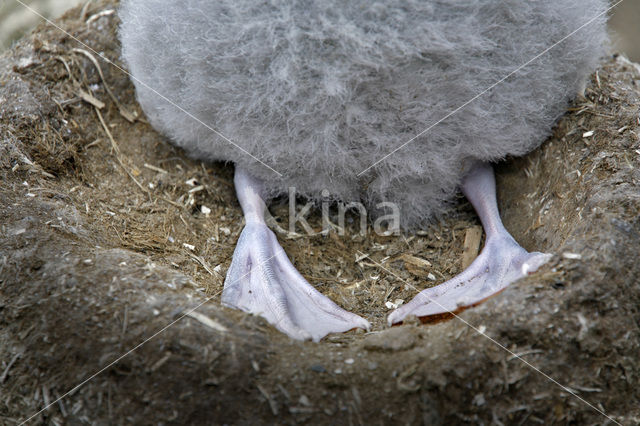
left=388, top=235, right=551, bottom=324
left=222, top=167, right=370, bottom=341
left=388, top=161, right=551, bottom=325
left=222, top=222, right=370, bottom=341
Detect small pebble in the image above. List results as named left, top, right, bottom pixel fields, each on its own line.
left=562, top=252, right=582, bottom=260
left=298, top=395, right=311, bottom=407
left=473, top=393, right=486, bottom=407
left=310, top=364, right=326, bottom=373
left=384, top=299, right=404, bottom=310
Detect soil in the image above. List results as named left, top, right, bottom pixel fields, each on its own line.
left=1, top=1, right=639, bottom=424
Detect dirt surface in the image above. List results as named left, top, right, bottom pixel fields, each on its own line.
left=1, top=1, right=639, bottom=424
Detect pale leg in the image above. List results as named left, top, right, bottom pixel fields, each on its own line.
left=222, top=167, right=371, bottom=341
left=388, top=162, right=550, bottom=325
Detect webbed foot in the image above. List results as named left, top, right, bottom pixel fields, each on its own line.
left=222, top=167, right=370, bottom=341
left=388, top=236, right=550, bottom=324
left=388, top=161, right=551, bottom=325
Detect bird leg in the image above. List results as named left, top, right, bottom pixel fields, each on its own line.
left=388, top=162, right=551, bottom=325
left=222, top=167, right=371, bottom=341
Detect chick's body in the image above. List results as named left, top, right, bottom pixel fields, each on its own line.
left=120, top=0, right=608, bottom=228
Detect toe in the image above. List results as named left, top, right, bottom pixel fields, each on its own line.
left=520, top=252, right=552, bottom=274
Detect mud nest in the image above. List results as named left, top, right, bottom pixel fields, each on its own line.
left=1, top=1, right=639, bottom=424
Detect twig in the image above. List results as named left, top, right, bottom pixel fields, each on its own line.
left=143, top=163, right=168, bottom=174
left=94, top=107, right=148, bottom=195
left=73, top=48, right=136, bottom=122
left=185, top=311, right=228, bottom=333
left=507, top=349, right=544, bottom=361
left=461, top=226, right=483, bottom=270
left=80, top=0, right=94, bottom=20
left=256, top=384, right=279, bottom=416
left=77, top=89, right=105, bottom=109
left=188, top=252, right=221, bottom=279
left=121, top=305, right=128, bottom=337
left=1, top=353, right=20, bottom=383
left=86, top=9, right=114, bottom=25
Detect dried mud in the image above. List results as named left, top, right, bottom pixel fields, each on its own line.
left=1, top=2, right=639, bottom=425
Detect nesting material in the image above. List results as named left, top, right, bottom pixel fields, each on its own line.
left=461, top=226, right=483, bottom=270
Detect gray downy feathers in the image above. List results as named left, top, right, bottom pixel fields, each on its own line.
left=119, top=0, right=608, bottom=229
